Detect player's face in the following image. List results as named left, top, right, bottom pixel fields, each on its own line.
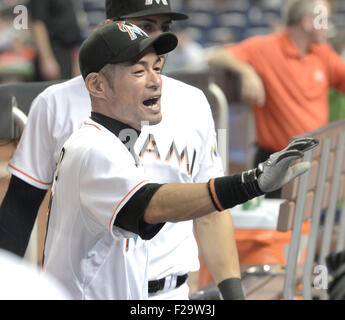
left=105, top=47, right=163, bottom=130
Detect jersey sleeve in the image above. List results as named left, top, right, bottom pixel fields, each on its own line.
left=8, top=95, right=56, bottom=190
left=79, top=143, right=162, bottom=240
left=193, top=93, right=225, bottom=183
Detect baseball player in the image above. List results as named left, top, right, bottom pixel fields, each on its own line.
left=0, top=0, right=314, bottom=300
left=43, top=21, right=318, bottom=299
left=1, top=0, right=245, bottom=300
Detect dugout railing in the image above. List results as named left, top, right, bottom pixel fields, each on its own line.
left=201, top=64, right=345, bottom=299
left=280, top=119, right=345, bottom=300
left=237, top=119, right=345, bottom=300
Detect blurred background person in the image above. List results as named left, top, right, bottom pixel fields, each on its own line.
left=28, top=0, right=81, bottom=81
left=0, top=1, right=35, bottom=84
left=207, top=0, right=345, bottom=197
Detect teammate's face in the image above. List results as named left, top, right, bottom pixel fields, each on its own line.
left=126, top=15, right=172, bottom=63
left=105, top=47, right=163, bottom=130
left=126, top=15, right=172, bottom=37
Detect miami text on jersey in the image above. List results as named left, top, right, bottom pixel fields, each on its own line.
left=138, top=133, right=197, bottom=177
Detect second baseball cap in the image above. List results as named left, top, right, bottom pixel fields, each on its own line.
left=79, top=21, right=178, bottom=79
left=106, top=0, right=188, bottom=21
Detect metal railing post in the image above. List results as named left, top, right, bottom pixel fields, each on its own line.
left=208, top=82, right=229, bottom=175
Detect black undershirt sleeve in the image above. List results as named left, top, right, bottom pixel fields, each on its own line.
left=0, top=175, right=47, bottom=257
left=114, top=183, right=165, bottom=240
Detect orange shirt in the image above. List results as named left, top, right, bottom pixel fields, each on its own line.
left=227, top=31, right=345, bottom=152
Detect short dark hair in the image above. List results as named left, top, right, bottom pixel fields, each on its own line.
left=99, top=64, right=116, bottom=89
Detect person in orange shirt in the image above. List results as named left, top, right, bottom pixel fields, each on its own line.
left=208, top=0, right=345, bottom=197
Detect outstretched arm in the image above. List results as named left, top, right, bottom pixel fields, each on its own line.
left=143, top=137, right=318, bottom=224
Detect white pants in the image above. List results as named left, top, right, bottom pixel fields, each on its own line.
left=148, top=282, right=190, bottom=300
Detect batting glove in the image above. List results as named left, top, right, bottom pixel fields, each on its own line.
left=256, top=137, right=319, bottom=193
left=208, top=137, right=319, bottom=211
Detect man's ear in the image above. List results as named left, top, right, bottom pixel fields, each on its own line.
left=85, top=73, right=107, bottom=100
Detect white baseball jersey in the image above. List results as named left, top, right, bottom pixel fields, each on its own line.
left=9, top=75, right=224, bottom=298
left=43, top=120, right=158, bottom=299
left=9, top=76, right=90, bottom=188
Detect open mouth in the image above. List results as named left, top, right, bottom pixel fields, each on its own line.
left=143, top=96, right=160, bottom=109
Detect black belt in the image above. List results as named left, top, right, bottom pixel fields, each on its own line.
left=148, top=274, right=188, bottom=294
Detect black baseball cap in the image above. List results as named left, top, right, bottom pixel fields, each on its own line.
left=106, top=0, right=188, bottom=21
left=79, top=21, right=178, bottom=79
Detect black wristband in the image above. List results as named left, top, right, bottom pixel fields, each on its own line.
left=208, top=171, right=264, bottom=211
left=241, top=168, right=264, bottom=196
left=217, top=278, right=244, bottom=300
left=207, top=178, right=224, bottom=211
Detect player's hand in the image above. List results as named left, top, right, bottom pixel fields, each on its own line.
left=257, top=137, right=319, bottom=193
left=240, top=65, right=265, bottom=107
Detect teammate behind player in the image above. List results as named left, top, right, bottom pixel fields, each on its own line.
left=42, top=21, right=318, bottom=299
left=0, top=0, right=245, bottom=300
left=0, top=0, right=317, bottom=300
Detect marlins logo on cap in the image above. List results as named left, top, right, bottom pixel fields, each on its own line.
left=117, top=21, right=148, bottom=40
